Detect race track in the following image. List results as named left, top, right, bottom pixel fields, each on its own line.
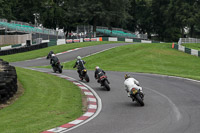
left=11, top=43, right=200, bottom=133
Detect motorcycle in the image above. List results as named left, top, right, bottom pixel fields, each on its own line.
left=79, top=69, right=90, bottom=82
left=98, top=75, right=110, bottom=91
left=130, top=88, right=144, bottom=106
left=52, top=61, right=63, bottom=73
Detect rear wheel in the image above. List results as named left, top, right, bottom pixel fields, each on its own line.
left=58, top=66, right=62, bottom=73
left=135, top=93, right=144, bottom=106
left=104, top=80, right=110, bottom=91
left=85, top=74, right=90, bottom=82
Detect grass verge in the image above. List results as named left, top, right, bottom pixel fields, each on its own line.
left=0, top=67, right=83, bottom=133
left=0, top=41, right=123, bottom=62
left=182, top=43, right=200, bottom=50
left=58, top=43, right=200, bottom=80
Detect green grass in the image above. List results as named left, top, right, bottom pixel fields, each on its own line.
left=58, top=43, right=200, bottom=80
left=182, top=43, right=200, bottom=50
left=0, top=67, right=83, bottom=133
left=0, top=41, right=123, bottom=62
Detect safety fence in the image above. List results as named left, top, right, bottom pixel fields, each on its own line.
left=0, top=42, right=48, bottom=55
left=0, top=59, right=17, bottom=103
left=172, top=43, right=200, bottom=57
left=178, top=38, right=200, bottom=45
left=0, top=37, right=163, bottom=55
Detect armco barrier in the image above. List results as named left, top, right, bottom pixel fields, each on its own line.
left=172, top=43, right=200, bottom=57
left=0, top=59, right=17, bottom=103
left=0, top=42, right=48, bottom=56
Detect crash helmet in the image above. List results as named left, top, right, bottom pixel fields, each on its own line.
left=77, top=56, right=81, bottom=60
left=124, top=74, right=130, bottom=79
left=95, top=66, right=100, bottom=70
left=52, top=54, right=55, bottom=57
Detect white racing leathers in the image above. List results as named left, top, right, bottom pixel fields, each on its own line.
left=124, top=77, right=143, bottom=96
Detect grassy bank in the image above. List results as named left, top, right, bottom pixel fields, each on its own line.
left=0, top=67, right=83, bottom=133
left=182, top=43, right=200, bottom=50
left=0, top=41, right=123, bottom=62
left=61, top=43, right=200, bottom=80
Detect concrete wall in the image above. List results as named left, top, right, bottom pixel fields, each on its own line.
left=0, top=34, right=32, bottom=45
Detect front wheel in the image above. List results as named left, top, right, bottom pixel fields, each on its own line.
left=85, top=74, right=90, bottom=82
left=52, top=67, right=56, bottom=73
left=104, top=80, right=110, bottom=91
left=135, top=93, right=144, bottom=106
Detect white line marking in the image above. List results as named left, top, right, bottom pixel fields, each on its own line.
left=145, top=87, right=181, bottom=121
left=84, top=92, right=93, bottom=96
left=68, top=120, right=83, bottom=125
left=88, top=105, right=97, bottom=109
left=48, top=127, right=66, bottom=132
left=83, top=112, right=94, bottom=117
left=88, top=98, right=97, bottom=102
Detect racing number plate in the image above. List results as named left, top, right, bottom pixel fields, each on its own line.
left=132, top=89, right=138, bottom=94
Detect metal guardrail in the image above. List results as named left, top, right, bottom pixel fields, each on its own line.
left=0, top=19, right=65, bottom=37
left=178, top=38, right=200, bottom=45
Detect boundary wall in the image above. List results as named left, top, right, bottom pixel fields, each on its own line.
left=172, top=43, right=200, bottom=57
left=0, top=34, right=32, bottom=45
left=0, top=37, right=163, bottom=55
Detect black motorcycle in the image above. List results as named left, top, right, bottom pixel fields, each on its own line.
left=130, top=88, right=144, bottom=106
left=98, top=75, right=110, bottom=91
left=79, top=69, right=90, bottom=82
left=52, top=61, right=63, bottom=73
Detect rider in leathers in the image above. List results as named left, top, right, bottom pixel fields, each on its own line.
left=124, top=74, right=143, bottom=97
left=50, top=54, right=59, bottom=67
left=94, top=66, right=110, bottom=84
left=73, top=56, right=86, bottom=79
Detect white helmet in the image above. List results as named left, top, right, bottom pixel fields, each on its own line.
left=52, top=54, right=55, bottom=57
left=95, top=66, right=100, bottom=70
left=77, top=56, right=81, bottom=60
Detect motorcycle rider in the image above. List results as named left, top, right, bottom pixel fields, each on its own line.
left=124, top=74, right=143, bottom=97
left=47, top=50, right=54, bottom=59
left=73, top=56, right=86, bottom=80
left=94, top=66, right=110, bottom=84
left=50, top=54, right=59, bottom=67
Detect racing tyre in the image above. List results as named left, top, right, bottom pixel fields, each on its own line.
left=85, top=74, right=90, bottom=82
left=135, top=93, right=144, bottom=106
left=104, top=80, right=110, bottom=91
left=58, top=66, right=62, bottom=73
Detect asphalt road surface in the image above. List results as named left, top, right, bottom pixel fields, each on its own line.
left=11, top=43, right=200, bottom=133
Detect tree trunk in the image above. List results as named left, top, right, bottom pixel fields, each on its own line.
left=93, top=16, right=97, bottom=37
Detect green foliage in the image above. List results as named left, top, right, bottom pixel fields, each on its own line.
left=1, top=0, right=200, bottom=41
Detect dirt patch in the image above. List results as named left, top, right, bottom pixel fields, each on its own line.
left=0, top=80, right=24, bottom=110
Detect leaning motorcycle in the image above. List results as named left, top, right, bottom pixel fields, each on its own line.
left=130, top=88, right=144, bottom=106
left=52, top=61, right=63, bottom=73
left=79, top=69, right=90, bottom=82
left=98, top=75, right=110, bottom=91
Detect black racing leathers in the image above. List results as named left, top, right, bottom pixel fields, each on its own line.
left=73, top=59, right=86, bottom=77
left=50, top=56, right=59, bottom=66
left=94, top=69, right=106, bottom=81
